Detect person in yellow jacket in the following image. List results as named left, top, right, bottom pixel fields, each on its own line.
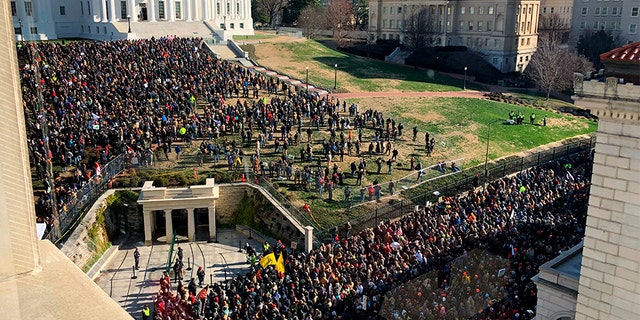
left=141, top=304, right=150, bottom=320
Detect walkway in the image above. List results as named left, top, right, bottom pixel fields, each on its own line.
left=331, top=90, right=487, bottom=99
left=93, top=229, right=263, bottom=317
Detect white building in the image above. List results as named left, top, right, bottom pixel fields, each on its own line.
left=10, top=0, right=254, bottom=41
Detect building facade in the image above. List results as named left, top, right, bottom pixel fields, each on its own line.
left=368, top=0, right=540, bottom=73
left=10, top=0, right=254, bottom=41
left=538, top=0, right=573, bottom=44
left=570, top=0, right=639, bottom=45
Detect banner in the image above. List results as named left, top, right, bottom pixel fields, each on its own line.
left=259, top=253, right=276, bottom=268
left=275, top=253, right=285, bottom=275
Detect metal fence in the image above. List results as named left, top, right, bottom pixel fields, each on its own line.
left=45, top=153, right=127, bottom=245
left=314, top=135, right=596, bottom=243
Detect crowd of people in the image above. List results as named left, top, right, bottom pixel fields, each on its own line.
left=153, top=151, right=592, bottom=319
left=18, top=37, right=437, bottom=226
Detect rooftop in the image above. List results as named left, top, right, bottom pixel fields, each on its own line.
left=600, top=41, right=640, bottom=64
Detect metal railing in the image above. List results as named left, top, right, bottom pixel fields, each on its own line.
left=45, top=153, right=128, bottom=245
left=314, top=135, right=595, bottom=243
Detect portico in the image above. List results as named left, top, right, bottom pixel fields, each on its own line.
left=138, top=178, right=219, bottom=245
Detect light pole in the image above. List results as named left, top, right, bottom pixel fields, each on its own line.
left=127, top=16, right=131, bottom=33
left=18, top=19, right=23, bottom=41
left=333, top=64, right=338, bottom=90
left=463, top=66, right=468, bottom=90
left=305, top=66, right=309, bottom=92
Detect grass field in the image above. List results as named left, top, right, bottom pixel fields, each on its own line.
left=243, top=39, right=485, bottom=93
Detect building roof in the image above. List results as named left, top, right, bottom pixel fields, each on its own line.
left=600, top=41, right=640, bottom=64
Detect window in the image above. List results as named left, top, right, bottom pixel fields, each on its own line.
left=230, top=23, right=234, bottom=29
left=612, top=7, right=618, bottom=15
left=398, top=6, right=402, bottom=14
left=492, top=57, right=499, bottom=64
left=60, top=6, right=66, bottom=15
left=550, top=7, right=554, bottom=13
left=81, top=25, right=84, bottom=32
left=461, top=7, right=465, bottom=14
left=390, top=20, right=394, bottom=28
left=595, top=7, right=600, bottom=15
left=527, top=21, right=531, bottom=32
left=479, top=7, right=484, bottom=14
left=25, top=1, right=32, bottom=16
left=390, top=7, right=394, bottom=14
left=81, top=1, right=84, bottom=15
left=240, top=23, right=244, bottom=29
left=592, top=21, right=599, bottom=28
left=468, top=21, right=473, bottom=30
left=236, top=3, right=240, bottom=15
left=176, top=1, right=181, bottom=19
left=521, top=22, right=525, bottom=32
left=521, top=38, right=525, bottom=45
left=529, top=7, right=532, bottom=14
left=581, top=7, right=587, bottom=15
left=459, top=21, right=465, bottom=30
left=397, top=20, right=402, bottom=29
left=478, top=21, right=483, bottom=31
left=525, top=55, right=529, bottom=61
left=488, top=6, right=494, bottom=15
left=220, top=23, right=224, bottom=29
left=159, top=1, right=165, bottom=19
left=120, top=1, right=127, bottom=19
left=526, top=38, right=530, bottom=45
left=602, top=7, right=608, bottom=16
left=632, top=7, right=639, bottom=17
left=580, top=21, right=586, bottom=28
left=87, top=1, right=91, bottom=14
left=11, top=1, right=16, bottom=16
left=96, top=26, right=99, bottom=33
left=30, top=26, right=37, bottom=34
left=382, top=33, right=387, bottom=40
left=629, top=24, right=637, bottom=34
left=610, top=21, right=617, bottom=30
left=543, top=7, right=546, bottom=13
left=383, top=20, right=387, bottom=28
left=487, top=21, right=493, bottom=31
left=383, top=7, right=387, bottom=14
left=599, top=21, right=606, bottom=29
left=226, top=2, right=230, bottom=14
left=88, top=25, right=91, bottom=33
left=470, top=6, right=475, bottom=14
left=14, top=27, right=21, bottom=35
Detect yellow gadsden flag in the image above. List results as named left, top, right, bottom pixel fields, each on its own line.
left=275, top=253, right=285, bottom=275
left=259, top=253, right=276, bottom=269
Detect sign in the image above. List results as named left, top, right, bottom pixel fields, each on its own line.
left=93, top=124, right=100, bottom=130
left=290, top=241, right=297, bottom=250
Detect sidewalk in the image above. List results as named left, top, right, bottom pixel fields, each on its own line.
left=93, top=229, right=264, bottom=317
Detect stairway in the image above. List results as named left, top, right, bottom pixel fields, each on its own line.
left=127, top=21, right=215, bottom=39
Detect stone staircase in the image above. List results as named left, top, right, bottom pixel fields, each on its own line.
left=125, top=21, right=216, bottom=39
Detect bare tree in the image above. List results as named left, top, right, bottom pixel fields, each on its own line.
left=256, top=0, right=290, bottom=28
left=526, top=36, right=593, bottom=99
left=298, top=5, right=327, bottom=39
left=401, top=6, right=438, bottom=49
left=538, top=13, right=570, bottom=44
left=326, top=0, right=353, bottom=47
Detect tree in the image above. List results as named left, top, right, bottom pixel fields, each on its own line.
left=526, top=36, right=593, bottom=100
left=538, top=13, right=570, bottom=45
left=576, top=29, right=622, bottom=69
left=326, top=0, right=353, bottom=47
left=282, top=0, right=320, bottom=26
left=255, top=0, right=290, bottom=28
left=298, top=5, right=327, bottom=39
left=351, top=0, right=369, bottom=30
left=400, top=6, right=437, bottom=50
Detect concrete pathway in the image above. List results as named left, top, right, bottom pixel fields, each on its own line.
left=93, top=229, right=264, bottom=317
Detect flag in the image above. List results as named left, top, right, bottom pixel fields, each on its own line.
left=193, top=168, right=198, bottom=179
left=197, top=287, right=208, bottom=300
left=275, top=253, right=285, bottom=275
left=259, top=253, right=276, bottom=268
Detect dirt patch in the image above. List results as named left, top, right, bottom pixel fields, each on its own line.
left=401, top=111, right=444, bottom=123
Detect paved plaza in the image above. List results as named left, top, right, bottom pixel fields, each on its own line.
left=93, top=229, right=265, bottom=317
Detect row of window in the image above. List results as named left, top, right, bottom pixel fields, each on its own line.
left=541, top=7, right=571, bottom=14
left=578, top=20, right=637, bottom=33
left=459, top=20, right=494, bottom=32
left=581, top=7, right=631, bottom=17
left=460, top=6, right=495, bottom=15
left=382, top=6, right=403, bottom=15
left=10, top=1, right=33, bottom=16
left=14, top=26, right=37, bottom=35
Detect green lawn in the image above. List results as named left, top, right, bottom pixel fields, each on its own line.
left=246, top=40, right=484, bottom=92
left=232, top=34, right=277, bottom=40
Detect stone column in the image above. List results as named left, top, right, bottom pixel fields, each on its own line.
left=184, top=0, right=192, bottom=21
left=201, top=0, right=208, bottom=20
left=168, top=0, right=175, bottom=21
left=128, top=0, right=137, bottom=22
left=304, top=226, right=314, bottom=253
left=187, top=208, right=195, bottom=242
left=101, top=0, right=108, bottom=22
left=208, top=205, right=216, bottom=242
left=164, top=209, right=173, bottom=243
left=144, top=210, right=153, bottom=245
left=149, top=0, right=156, bottom=22
left=108, top=0, right=117, bottom=22
left=192, top=0, right=200, bottom=21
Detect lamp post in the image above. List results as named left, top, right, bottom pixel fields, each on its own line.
left=333, top=64, right=338, bottom=90
left=463, top=66, right=468, bottom=90
left=305, top=66, right=309, bottom=92
left=127, top=16, right=131, bottom=33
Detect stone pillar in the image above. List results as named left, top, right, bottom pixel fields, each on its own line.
left=168, top=0, right=175, bottom=21
left=101, top=0, right=108, bottom=22
left=304, top=226, right=314, bottom=253
left=208, top=205, right=216, bottom=241
left=187, top=208, right=195, bottom=242
left=128, top=0, right=137, bottom=22
left=108, top=0, right=117, bottom=22
left=184, top=0, right=192, bottom=21
left=192, top=0, right=200, bottom=21
left=148, top=0, right=156, bottom=21
left=164, top=209, right=173, bottom=243
left=143, top=210, right=153, bottom=245
left=201, top=0, right=208, bottom=20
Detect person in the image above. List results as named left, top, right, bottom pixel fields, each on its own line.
left=543, top=115, right=547, bottom=126
left=389, top=180, right=395, bottom=195
left=134, top=247, right=140, bottom=270
left=177, top=246, right=183, bottom=262
left=344, top=186, right=351, bottom=204
left=141, top=304, right=150, bottom=320
left=197, top=266, right=205, bottom=287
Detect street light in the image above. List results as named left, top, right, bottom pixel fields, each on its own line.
left=18, top=19, right=23, bottom=41
left=305, top=66, right=309, bottom=92
left=463, top=66, right=468, bottom=90
left=333, top=64, right=338, bottom=90
left=127, top=16, right=131, bottom=33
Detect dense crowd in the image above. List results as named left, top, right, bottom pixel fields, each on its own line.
left=18, top=37, right=435, bottom=225
left=154, top=151, right=591, bottom=320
